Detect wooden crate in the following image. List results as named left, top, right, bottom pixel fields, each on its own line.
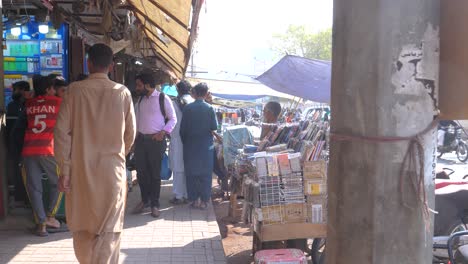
left=258, top=223, right=327, bottom=242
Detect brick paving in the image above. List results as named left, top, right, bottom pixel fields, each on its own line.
left=0, top=181, right=226, bottom=264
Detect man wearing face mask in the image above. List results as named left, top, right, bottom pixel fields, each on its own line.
left=133, top=73, right=177, bottom=217
left=6, top=81, right=31, bottom=204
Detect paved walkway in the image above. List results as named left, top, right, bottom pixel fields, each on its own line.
left=0, top=181, right=226, bottom=264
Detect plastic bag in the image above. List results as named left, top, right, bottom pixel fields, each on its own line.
left=160, top=153, right=172, bottom=180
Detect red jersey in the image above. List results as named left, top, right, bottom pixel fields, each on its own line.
left=22, top=95, right=62, bottom=157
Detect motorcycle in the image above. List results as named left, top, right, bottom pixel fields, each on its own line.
left=433, top=179, right=468, bottom=263
left=438, top=126, right=468, bottom=163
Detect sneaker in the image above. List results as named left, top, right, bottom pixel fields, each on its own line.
left=151, top=207, right=160, bottom=218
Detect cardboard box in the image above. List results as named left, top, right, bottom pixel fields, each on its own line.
left=304, top=179, right=327, bottom=196
left=303, top=160, right=327, bottom=180
left=282, top=203, right=306, bottom=223
left=306, top=195, right=327, bottom=224
left=260, top=205, right=283, bottom=225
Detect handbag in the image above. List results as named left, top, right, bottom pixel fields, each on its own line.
left=160, top=152, right=172, bottom=180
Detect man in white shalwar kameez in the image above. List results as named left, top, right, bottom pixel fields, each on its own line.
left=169, top=80, right=194, bottom=204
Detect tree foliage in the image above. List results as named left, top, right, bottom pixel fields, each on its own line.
left=271, top=25, right=332, bottom=60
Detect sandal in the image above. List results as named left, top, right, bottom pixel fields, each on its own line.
left=189, top=201, right=200, bottom=209
left=31, top=224, right=48, bottom=237
left=47, top=222, right=69, bottom=233
left=199, top=202, right=208, bottom=210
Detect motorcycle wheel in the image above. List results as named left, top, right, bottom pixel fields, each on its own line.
left=311, top=238, right=326, bottom=264
left=440, top=220, right=467, bottom=237
left=457, top=142, right=468, bottom=162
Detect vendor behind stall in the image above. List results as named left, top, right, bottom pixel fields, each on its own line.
left=260, top=101, right=282, bottom=140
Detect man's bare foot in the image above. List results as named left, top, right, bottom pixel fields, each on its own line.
left=45, top=217, right=60, bottom=229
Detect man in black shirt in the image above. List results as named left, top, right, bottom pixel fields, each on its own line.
left=6, top=81, right=31, bottom=204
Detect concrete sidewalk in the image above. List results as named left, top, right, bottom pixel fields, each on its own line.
left=0, top=181, right=226, bottom=264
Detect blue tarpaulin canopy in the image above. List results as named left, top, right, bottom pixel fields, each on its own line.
left=187, top=77, right=294, bottom=100
left=256, top=55, right=331, bottom=103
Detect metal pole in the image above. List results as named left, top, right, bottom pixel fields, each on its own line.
left=0, top=0, right=8, bottom=219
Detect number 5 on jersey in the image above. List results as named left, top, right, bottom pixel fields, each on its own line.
left=32, top=114, right=47, bottom=134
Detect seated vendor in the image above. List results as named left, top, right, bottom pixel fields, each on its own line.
left=260, top=101, right=282, bottom=140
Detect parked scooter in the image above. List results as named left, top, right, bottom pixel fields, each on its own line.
left=438, top=123, right=468, bottom=163
left=433, top=179, right=468, bottom=263
left=433, top=219, right=468, bottom=264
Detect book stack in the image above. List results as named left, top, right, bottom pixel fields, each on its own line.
left=256, top=156, right=282, bottom=207
left=277, top=153, right=305, bottom=205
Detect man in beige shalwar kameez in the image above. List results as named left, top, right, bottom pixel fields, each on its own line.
left=54, top=43, right=136, bottom=264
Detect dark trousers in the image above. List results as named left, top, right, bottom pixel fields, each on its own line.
left=135, top=134, right=166, bottom=208
left=213, top=150, right=228, bottom=192
left=186, top=172, right=213, bottom=203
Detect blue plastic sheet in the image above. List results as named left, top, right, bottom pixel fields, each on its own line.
left=222, top=125, right=253, bottom=167
left=256, top=55, right=331, bottom=103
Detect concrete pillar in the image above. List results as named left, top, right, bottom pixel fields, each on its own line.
left=328, top=0, right=439, bottom=263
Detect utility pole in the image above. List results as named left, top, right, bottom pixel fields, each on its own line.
left=327, top=0, right=439, bottom=263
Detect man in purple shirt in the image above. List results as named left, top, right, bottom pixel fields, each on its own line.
left=133, top=73, right=177, bottom=217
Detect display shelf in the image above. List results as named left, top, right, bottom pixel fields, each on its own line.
left=4, top=71, right=40, bottom=75
left=41, top=67, right=63, bottom=70
left=4, top=56, right=40, bottom=59
left=40, top=53, right=64, bottom=56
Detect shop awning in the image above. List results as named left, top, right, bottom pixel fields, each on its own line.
left=211, top=97, right=259, bottom=108
left=4, top=0, right=202, bottom=78
left=257, top=55, right=331, bottom=103
left=128, top=0, right=203, bottom=78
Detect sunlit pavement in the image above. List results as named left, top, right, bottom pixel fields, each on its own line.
left=437, top=152, right=468, bottom=180
left=0, top=180, right=226, bottom=264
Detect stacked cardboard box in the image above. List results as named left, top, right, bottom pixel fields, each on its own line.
left=304, top=160, right=327, bottom=224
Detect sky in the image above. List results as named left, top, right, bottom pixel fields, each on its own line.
left=191, top=0, right=333, bottom=81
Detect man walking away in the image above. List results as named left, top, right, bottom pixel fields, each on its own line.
left=169, top=80, right=193, bottom=204
left=20, top=75, right=62, bottom=236
left=133, top=73, right=177, bottom=217
left=180, top=83, right=218, bottom=209
left=54, top=43, right=136, bottom=264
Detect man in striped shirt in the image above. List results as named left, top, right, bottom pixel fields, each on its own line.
left=20, top=75, right=62, bottom=236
